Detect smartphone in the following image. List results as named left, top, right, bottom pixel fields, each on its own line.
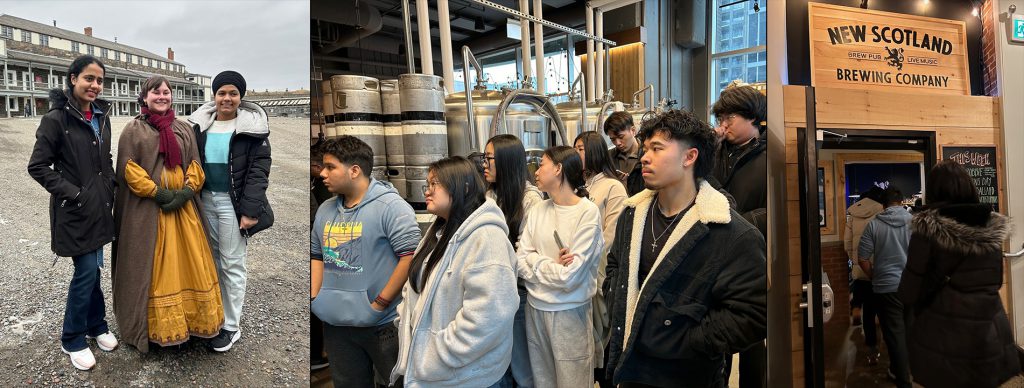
left=553, top=230, right=565, bottom=251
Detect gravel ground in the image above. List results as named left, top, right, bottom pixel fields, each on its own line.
left=0, top=115, right=310, bottom=387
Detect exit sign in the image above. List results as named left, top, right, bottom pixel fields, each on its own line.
left=1014, top=14, right=1024, bottom=43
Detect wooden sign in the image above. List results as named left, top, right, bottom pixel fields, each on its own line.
left=808, top=3, right=970, bottom=95
left=940, top=145, right=1000, bottom=212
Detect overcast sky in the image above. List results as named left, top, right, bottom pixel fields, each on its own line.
left=2, top=0, right=309, bottom=91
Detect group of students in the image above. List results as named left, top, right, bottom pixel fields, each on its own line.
left=27, top=55, right=273, bottom=371
left=845, top=162, right=1020, bottom=388
left=310, top=83, right=769, bottom=388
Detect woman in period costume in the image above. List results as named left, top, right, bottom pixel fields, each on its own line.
left=112, top=75, right=224, bottom=352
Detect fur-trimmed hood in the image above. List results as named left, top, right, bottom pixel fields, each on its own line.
left=912, top=204, right=1011, bottom=257
left=188, top=99, right=269, bottom=138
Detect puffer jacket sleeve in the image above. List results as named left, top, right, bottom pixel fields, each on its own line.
left=28, top=115, right=80, bottom=201
left=669, top=228, right=767, bottom=359
left=239, top=136, right=272, bottom=218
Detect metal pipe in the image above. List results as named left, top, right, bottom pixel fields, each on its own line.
left=585, top=5, right=595, bottom=103
left=518, top=0, right=533, bottom=89
left=590, top=0, right=642, bottom=11
left=595, top=9, right=604, bottom=101
left=595, top=100, right=623, bottom=134
left=438, top=0, right=456, bottom=94
left=462, top=45, right=485, bottom=152
left=577, top=70, right=587, bottom=136
left=490, top=89, right=568, bottom=146
left=466, top=0, right=616, bottom=46
left=533, top=0, right=545, bottom=94
left=415, top=0, right=433, bottom=74
left=632, top=83, right=654, bottom=109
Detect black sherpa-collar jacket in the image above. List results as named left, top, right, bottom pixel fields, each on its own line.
left=603, top=180, right=767, bottom=388
left=899, top=204, right=1020, bottom=388
left=27, top=89, right=116, bottom=257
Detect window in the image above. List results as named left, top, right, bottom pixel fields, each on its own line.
left=87, top=45, right=95, bottom=55
left=101, top=48, right=108, bottom=58
left=71, top=41, right=80, bottom=52
left=0, top=25, right=12, bottom=39
left=40, top=34, right=48, bottom=46
left=115, top=51, right=121, bottom=61
left=137, top=56, right=142, bottom=65
left=147, top=58, right=152, bottom=67
left=121, top=83, right=128, bottom=95
left=125, top=53, right=132, bottom=63
left=21, top=30, right=31, bottom=43
left=709, top=0, right=767, bottom=104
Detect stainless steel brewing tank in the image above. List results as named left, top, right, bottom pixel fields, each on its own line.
left=444, top=90, right=551, bottom=157
left=399, top=74, right=448, bottom=203
left=331, top=75, right=386, bottom=177
left=556, top=101, right=609, bottom=144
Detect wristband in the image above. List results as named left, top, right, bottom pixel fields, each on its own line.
left=374, top=295, right=391, bottom=307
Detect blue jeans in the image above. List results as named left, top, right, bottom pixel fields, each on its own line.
left=501, top=287, right=534, bottom=387
left=60, top=248, right=110, bottom=352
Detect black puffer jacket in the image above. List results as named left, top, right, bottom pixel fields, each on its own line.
left=188, top=100, right=273, bottom=236
left=27, top=89, right=115, bottom=257
left=898, top=204, right=1020, bottom=388
left=711, top=134, right=767, bottom=237
left=603, top=182, right=767, bottom=387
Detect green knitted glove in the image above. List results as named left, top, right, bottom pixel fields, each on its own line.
left=160, top=187, right=195, bottom=212
left=153, top=187, right=174, bottom=205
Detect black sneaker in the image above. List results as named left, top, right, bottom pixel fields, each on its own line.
left=210, top=329, right=240, bottom=352
left=311, top=356, right=329, bottom=371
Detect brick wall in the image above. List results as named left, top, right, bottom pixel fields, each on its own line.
left=982, top=0, right=999, bottom=96
left=821, top=241, right=851, bottom=324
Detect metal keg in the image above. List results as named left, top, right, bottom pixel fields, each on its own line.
left=387, top=166, right=408, bottom=199
left=321, top=80, right=335, bottom=137
left=380, top=79, right=404, bottom=167
left=332, top=75, right=386, bottom=169
left=399, top=74, right=447, bottom=203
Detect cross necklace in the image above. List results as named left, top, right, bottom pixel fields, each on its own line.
left=650, top=194, right=697, bottom=253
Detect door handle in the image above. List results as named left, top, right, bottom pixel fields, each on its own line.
left=799, top=272, right=836, bottom=327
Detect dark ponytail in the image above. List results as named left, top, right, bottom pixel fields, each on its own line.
left=544, top=145, right=587, bottom=198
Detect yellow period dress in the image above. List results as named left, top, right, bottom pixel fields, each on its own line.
left=124, top=158, right=224, bottom=345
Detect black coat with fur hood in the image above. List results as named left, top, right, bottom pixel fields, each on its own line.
left=898, top=204, right=1019, bottom=388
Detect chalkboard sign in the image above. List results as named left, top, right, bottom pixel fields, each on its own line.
left=941, top=145, right=1000, bottom=212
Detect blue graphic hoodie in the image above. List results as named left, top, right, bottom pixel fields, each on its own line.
left=311, top=178, right=421, bottom=327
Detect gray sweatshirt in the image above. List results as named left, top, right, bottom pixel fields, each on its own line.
left=391, top=198, right=519, bottom=387
left=310, top=178, right=421, bottom=327
left=858, top=205, right=913, bottom=293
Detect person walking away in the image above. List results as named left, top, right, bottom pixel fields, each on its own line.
left=899, top=161, right=1020, bottom=388
left=858, top=186, right=913, bottom=388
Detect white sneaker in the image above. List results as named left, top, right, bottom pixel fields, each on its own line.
left=61, top=346, right=96, bottom=371
left=87, top=332, right=119, bottom=352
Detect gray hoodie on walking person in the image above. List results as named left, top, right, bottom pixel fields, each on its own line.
left=858, top=206, right=913, bottom=293
left=390, top=198, right=519, bottom=388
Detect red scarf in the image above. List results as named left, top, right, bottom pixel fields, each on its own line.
left=142, top=107, right=182, bottom=169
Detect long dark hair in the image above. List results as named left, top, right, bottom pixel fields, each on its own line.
left=409, top=156, right=487, bottom=293
left=575, top=131, right=618, bottom=180
left=487, top=134, right=529, bottom=245
left=67, top=55, right=105, bottom=89
left=925, top=160, right=979, bottom=207
left=544, top=145, right=589, bottom=198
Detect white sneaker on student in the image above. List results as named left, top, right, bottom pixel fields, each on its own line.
left=61, top=346, right=96, bottom=371
left=87, top=332, right=119, bottom=352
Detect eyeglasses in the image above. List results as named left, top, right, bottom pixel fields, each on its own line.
left=421, top=180, right=441, bottom=196
left=714, top=113, right=737, bottom=127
